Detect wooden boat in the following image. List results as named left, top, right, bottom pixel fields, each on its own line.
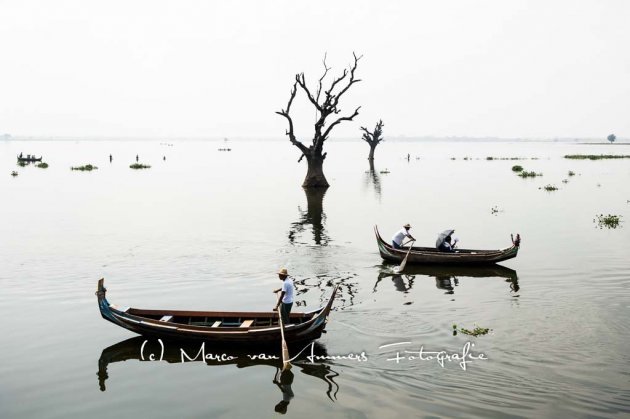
left=375, top=226, right=519, bottom=265
left=17, top=155, right=42, bottom=162
left=96, top=279, right=338, bottom=344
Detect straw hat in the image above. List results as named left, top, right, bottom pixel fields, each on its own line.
left=278, top=268, right=288, bottom=276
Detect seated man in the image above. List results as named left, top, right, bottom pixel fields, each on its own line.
left=438, top=235, right=459, bottom=252
left=392, top=224, right=415, bottom=249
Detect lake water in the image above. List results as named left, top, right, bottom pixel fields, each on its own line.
left=1, top=138, right=629, bottom=418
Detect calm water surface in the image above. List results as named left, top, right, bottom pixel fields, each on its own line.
left=1, top=138, right=629, bottom=418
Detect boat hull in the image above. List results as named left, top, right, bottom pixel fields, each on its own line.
left=96, top=279, right=337, bottom=345
left=375, top=226, right=519, bottom=265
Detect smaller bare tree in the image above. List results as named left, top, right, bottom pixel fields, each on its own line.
left=361, top=120, right=384, bottom=161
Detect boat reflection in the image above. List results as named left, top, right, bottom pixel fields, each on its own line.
left=288, top=188, right=330, bottom=246
left=97, top=337, right=340, bottom=410
left=374, top=264, right=519, bottom=295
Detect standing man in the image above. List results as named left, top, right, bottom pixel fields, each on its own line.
left=391, top=223, right=415, bottom=249
left=273, top=268, right=294, bottom=324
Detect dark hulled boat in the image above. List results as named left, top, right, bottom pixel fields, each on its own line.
left=96, top=279, right=338, bottom=344
left=375, top=226, right=519, bottom=265
left=17, top=155, right=42, bottom=162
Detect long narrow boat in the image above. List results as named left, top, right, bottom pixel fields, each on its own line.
left=375, top=226, right=519, bottom=265
left=96, top=279, right=338, bottom=344
left=17, top=155, right=42, bottom=162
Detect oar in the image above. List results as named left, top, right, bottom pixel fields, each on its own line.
left=395, top=240, right=415, bottom=273
left=278, top=311, right=292, bottom=371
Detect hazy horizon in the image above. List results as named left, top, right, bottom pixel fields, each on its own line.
left=1, top=0, right=629, bottom=139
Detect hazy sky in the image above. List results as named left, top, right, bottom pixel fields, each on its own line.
left=1, top=0, right=628, bottom=139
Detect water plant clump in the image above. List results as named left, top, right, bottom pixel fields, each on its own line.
left=452, top=324, right=491, bottom=337
left=541, top=184, right=558, bottom=191
left=36, top=162, right=49, bottom=168
left=512, top=165, right=524, bottom=172
left=568, top=171, right=575, bottom=176
left=594, top=214, right=622, bottom=229
left=11, top=171, right=18, bottom=177
left=564, top=154, right=630, bottom=160
left=130, top=163, right=151, bottom=169
left=379, top=169, right=390, bottom=174
left=17, top=160, right=26, bottom=167
left=71, top=164, right=98, bottom=171
left=518, top=171, right=542, bottom=178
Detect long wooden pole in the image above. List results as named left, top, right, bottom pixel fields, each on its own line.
left=278, top=311, right=292, bottom=371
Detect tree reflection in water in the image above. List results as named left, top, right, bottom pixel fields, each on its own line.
left=97, top=337, right=340, bottom=409
left=364, top=159, right=382, bottom=199
left=288, top=188, right=330, bottom=246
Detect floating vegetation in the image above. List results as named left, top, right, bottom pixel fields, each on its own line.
left=512, top=165, right=523, bottom=172
left=11, top=171, right=18, bottom=177
left=594, top=214, right=622, bottom=229
left=564, top=154, right=630, bottom=160
left=218, top=148, right=232, bottom=151
left=491, top=205, right=501, bottom=215
left=568, top=171, right=575, bottom=176
left=541, top=184, right=558, bottom=191
left=71, top=164, right=98, bottom=171
left=17, top=161, right=26, bottom=167
left=130, top=163, right=151, bottom=169
left=463, top=157, right=470, bottom=161
left=451, top=157, right=456, bottom=160
left=379, top=169, right=390, bottom=174
left=562, top=179, right=569, bottom=184
left=36, top=162, right=49, bottom=168
left=452, top=324, right=491, bottom=337
left=518, top=171, right=542, bottom=178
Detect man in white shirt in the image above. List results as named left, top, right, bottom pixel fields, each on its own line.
left=273, top=268, right=295, bottom=324
left=391, top=224, right=416, bottom=249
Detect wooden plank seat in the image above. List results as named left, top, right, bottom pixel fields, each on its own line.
left=240, top=320, right=254, bottom=328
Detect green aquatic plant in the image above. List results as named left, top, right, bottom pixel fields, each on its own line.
left=568, top=171, right=575, bottom=176
left=518, top=171, right=542, bottom=178
left=11, top=171, right=18, bottom=177
left=564, top=154, right=630, bottom=160
left=130, top=163, right=151, bottom=169
left=36, top=162, right=48, bottom=168
left=512, top=165, right=524, bottom=172
left=71, top=164, right=98, bottom=171
left=452, top=324, right=491, bottom=337
left=17, top=161, right=26, bottom=167
left=379, top=169, right=390, bottom=174
left=541, top=184, right=558, bottom=191
left=594, top=214, right=622, bottom=229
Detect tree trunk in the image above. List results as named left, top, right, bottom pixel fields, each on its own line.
left=368, top=143, right=376, bottom=161
left=302, top=155, right=329, bottom=188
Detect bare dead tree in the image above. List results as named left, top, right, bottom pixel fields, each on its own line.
left=276, top=53, right=362, bottom=188
left=360, top=119, right=384, bottom=161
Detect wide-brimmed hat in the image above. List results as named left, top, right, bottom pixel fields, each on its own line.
left=278, top=268, right=288, bottom=276
left=403, top=223, right=411, bottom=228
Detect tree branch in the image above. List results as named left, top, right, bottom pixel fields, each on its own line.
left=296, top=73, right=323, bottom=112
left=276, top=81, right=309, bottom=155
left=322, top=106, right=361, bottom=141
